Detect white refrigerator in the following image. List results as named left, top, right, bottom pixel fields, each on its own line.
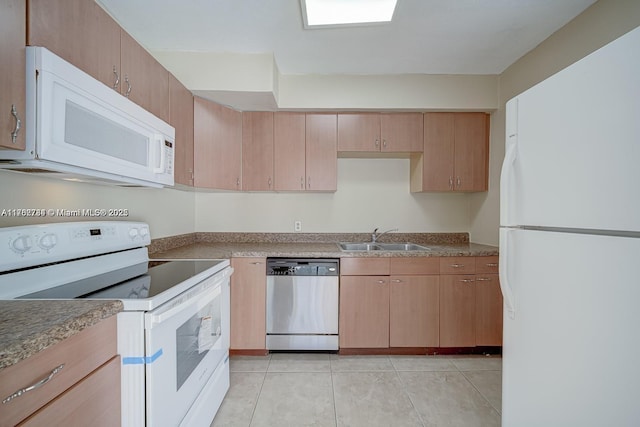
left=499, top=25, right=640, bottom=427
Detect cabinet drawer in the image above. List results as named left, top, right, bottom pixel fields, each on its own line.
left=0, top=316, right=117, bottom=427
left=340, top=258, right=390, bottom=276
left=19, top=356, right=121, bottom=426
left=390, top=257, right=439, bottom=275
left=475, top=256, right=499, bottom=274
left=439, top=257, right=476, bottom=274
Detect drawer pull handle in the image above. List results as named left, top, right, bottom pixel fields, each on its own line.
left=376, top=280, right=386, bottom=284
left=251, top=262, right=263, bottom=265
left=3, top=364, right=65, bottom=404
left=459, top=279, right=475, bottom=283
left=476, top=277, right=491, bottom=281
left=450, top=264, right=464, bottom=268
left=485, top=263, right=498, bottom=267
left=391, top=279, right=403, bottom=283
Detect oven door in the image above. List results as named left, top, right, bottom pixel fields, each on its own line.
left=143, top=271, right=229, bottom=426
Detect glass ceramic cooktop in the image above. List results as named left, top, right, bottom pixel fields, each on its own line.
left=19, top=260, right=226, bottom=300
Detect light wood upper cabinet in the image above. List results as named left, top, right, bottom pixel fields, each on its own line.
left=272, top=112, right=337, bottom=192
left=28, top=0, right=121, bottom=91
left=338, top=113, right=423, bottom=152
left=193, top=97, right=242, bottom=190
left=274, top=112, right=306, bottom=191
left=454, top=113, right=490, bottom=191
left=339, top=276, right=390, bottom=348
left=242, top=112, right=274, bottom=191
left=411, top=112, right=489, bottom=192
left=337, top=113, right=380, bottom=151
left=380, top=113, right=424, bottom=152
left=120, top=30, right=170, bottom=123
left=0, top=0, right=26, bottom=150
left=169, top=74, right=194, bottom=186
left=305, top=113, right=337, bottom=191
left=230, top=257, right=267, bottom=350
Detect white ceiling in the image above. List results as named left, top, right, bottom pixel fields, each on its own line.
left=97, top=0, right=597, bottom=76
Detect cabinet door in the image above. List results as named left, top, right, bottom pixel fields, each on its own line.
left=453, top=113, right=489, bottom=191
left=0, top=0, right=25, bottom=150
left=193, top=98, right=242, bottom=190
left=28, top=0, right=97, bottom=80
left=339, top=276, right=389, bottom=348
left=389, top=275, right=439, bottom=347
left=230, top=258, right=267, bottom=350
left=19, top=356, right=121, bottom=427
left=422, top=112, right=455, bottom=191
left=28, top=0, right=120, bottom=91
left=475, top=274, right=503, bottom=346
left=305, top=113, right=337, bottom=191
left=337, top=113, right=379, bottom=152
left=120, top=30, right=170, bottom=122
left=274, top=112, right=306, bottom=191
left=94, top=4, right=121, bottom=91
left=169, top=74, right=194, bottom=186
left=380, top=113, right=423, bottom=152
left=242, top=112, right=274, bottom=191
left=440, top=274, right=476, bottom=347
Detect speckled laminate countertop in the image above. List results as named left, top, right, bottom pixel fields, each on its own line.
left=0, top=300, right=123, bottom=371
left=150, top=241, right=499, bottom=259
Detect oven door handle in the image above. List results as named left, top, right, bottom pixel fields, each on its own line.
left=148, top=282, right=222, bottom=326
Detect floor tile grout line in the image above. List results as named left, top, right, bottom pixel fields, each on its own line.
left=392, top=361, right=428, bottom=427
left=247, top=356, right=271, bottom=427
left=330, top=370, right=339, bottom=427
left=459, top=369, right=502, bottom=417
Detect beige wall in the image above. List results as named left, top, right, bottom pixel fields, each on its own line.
left=195, top=158, right=470, bottom=233
left=469, top=0, right=640, bottom=245
left=0, top=171, right=195, bottom=239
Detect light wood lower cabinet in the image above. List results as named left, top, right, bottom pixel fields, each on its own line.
left=439, top=274, right=477, bottom=347
left=230, top=257, right=266, bottom=350
left=0, top=316, right=119, bottom=427
left=389, top=275, right=439, bottom=347
left=19, top=356, right=121, bottom=426
left=340, top=257, right=440, bottom=349
left=440, top=256, right=503, bottom=347
left=339, top=276, right=390, bottom=348
left=340, top=256, right=502, bottom=351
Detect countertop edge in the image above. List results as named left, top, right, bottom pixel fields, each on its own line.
left=0, top=300, right=123, bottom=372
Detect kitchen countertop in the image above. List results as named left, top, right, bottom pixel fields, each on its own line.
left=0, top=300, right=123, bottom=371
left=151, top=241, right=499, bottom=259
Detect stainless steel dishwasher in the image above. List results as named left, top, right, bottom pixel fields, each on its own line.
left=266, top=258, right=339, bottom=350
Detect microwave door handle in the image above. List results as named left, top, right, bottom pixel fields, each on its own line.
left=152, top=135, right=165, bottom=174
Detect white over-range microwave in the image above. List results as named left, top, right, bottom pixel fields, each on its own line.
left=0, top=47, right=175, bottom=188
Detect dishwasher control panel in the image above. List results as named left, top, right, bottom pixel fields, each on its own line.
left=266, top=258, right=339, bottom=276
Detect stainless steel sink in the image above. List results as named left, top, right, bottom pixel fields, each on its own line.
left=338, top=242, right=430, bottom=251
left=339, top=243, right=382, bottom=251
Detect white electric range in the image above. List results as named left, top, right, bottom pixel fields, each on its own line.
left=0, top=221, right=232, bottom=426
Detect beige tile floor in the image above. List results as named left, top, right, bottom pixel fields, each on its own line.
left=211, top=354, right=502, bottom=427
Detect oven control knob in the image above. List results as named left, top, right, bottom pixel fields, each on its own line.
left=139, top=227, right=149, bottom=238
left=38, top=233, right=58, bottom=250
left=11, top=235, right=33, bottom=253
left=128, top=228, right=139, bottom=239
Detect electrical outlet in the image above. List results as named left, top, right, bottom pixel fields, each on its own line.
left=294, top=221, right=302, bottom=232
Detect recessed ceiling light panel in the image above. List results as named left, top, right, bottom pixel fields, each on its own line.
left=301, top=0, right=398, bottom=28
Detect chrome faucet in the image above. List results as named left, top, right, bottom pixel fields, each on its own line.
left=371, top=227, right=398, bottom=243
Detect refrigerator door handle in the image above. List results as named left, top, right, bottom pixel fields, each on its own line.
left=500, top=137, right=518, bottom=227
left=499, top=228, right=516, bottom=319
